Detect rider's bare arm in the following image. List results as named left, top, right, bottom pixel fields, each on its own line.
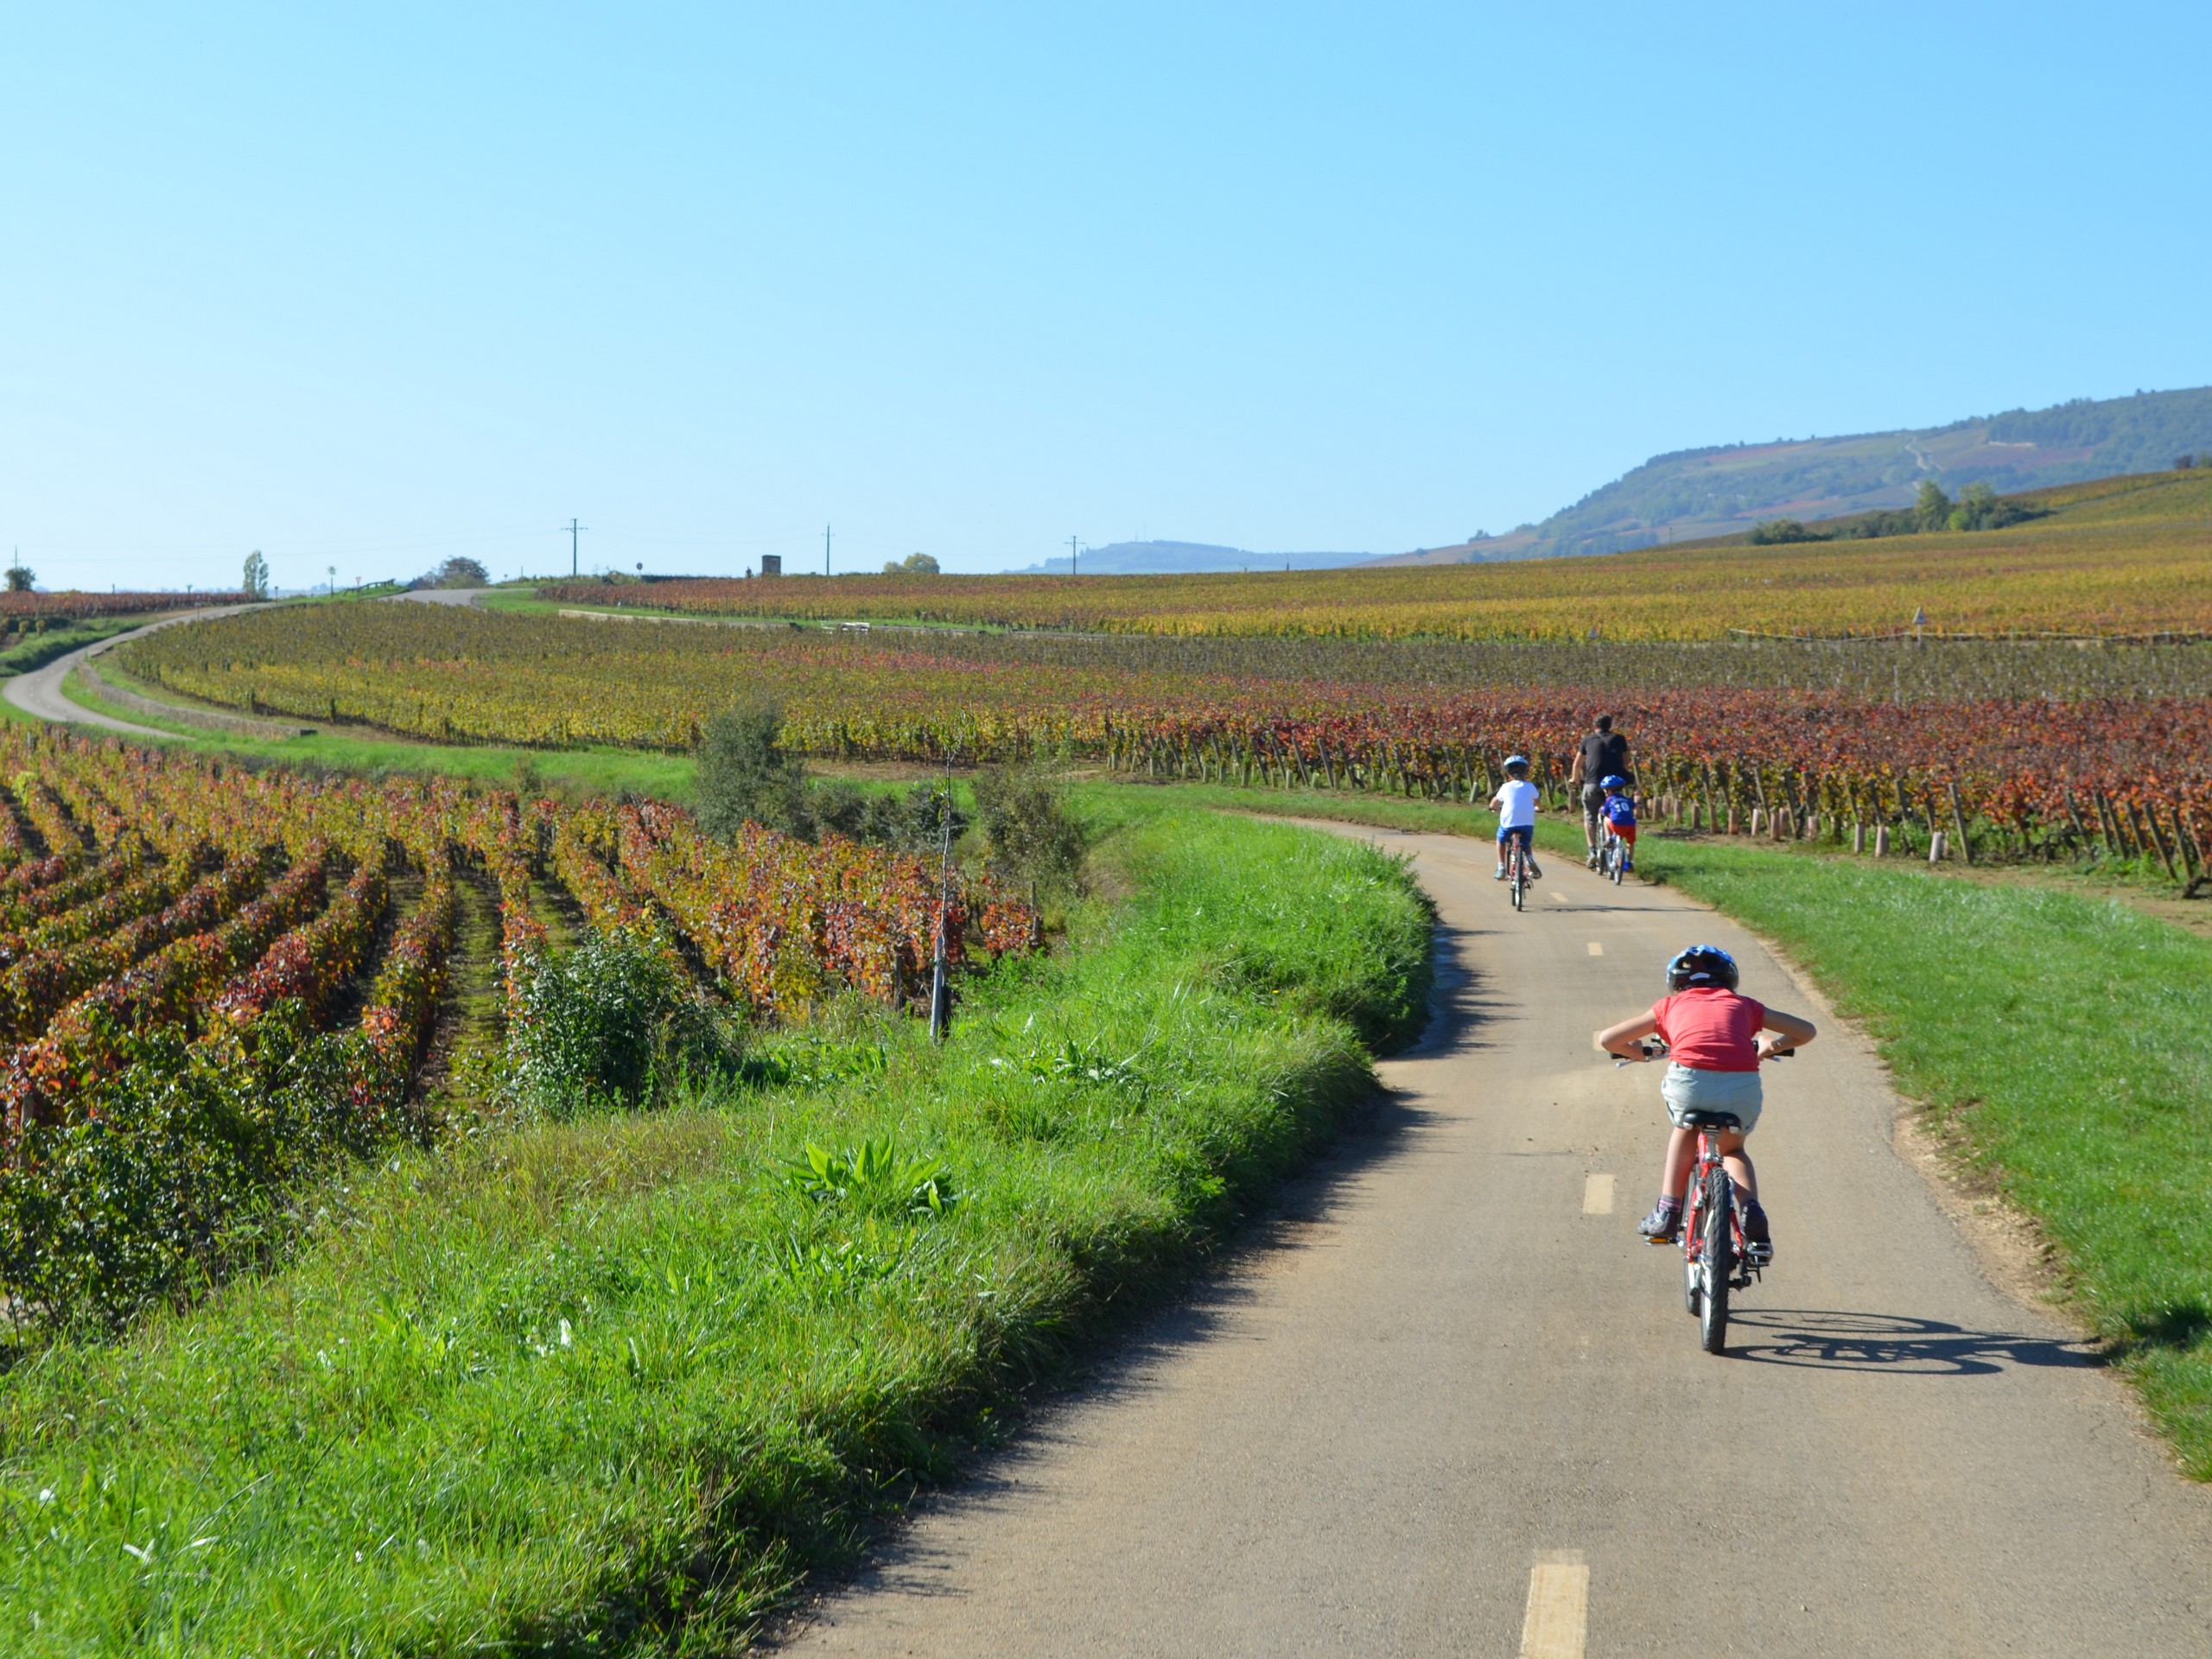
left=1756, top=1008, right=1817, bottom=1059
left=1596, top=1012, right=1660, bottom=1060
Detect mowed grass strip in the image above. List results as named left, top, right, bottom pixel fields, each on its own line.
left=1633, top=836, right=2212, bottom=1469
left=0, top=808, right=1430, bottom=1653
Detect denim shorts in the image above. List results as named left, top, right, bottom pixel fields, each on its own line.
left=1497, top=824, right=1534, bottom=851
left=1661, top=1063, right=1763, bottom=1134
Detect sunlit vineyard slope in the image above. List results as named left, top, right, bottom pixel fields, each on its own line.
left=535, top=468, right=2212, bottom=640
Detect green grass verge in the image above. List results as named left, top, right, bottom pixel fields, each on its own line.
left=1619, top=834, right=2212, bottom=1469
left=0, top=621, right=142, bottom=677
left=0, top=805, right=1430, bottom=1652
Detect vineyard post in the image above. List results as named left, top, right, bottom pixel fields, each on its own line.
left=2161, top=803, right=2199, bottom=887
left=1947, top=783, right=1974, bottom=866
left=2136, top=799, right=2179, bottom=881
left=928, top=754, right=957, bottom=1043
left=2094, top=791, right=2122, bottom=861
left=2177, top=808, right=2209, bottom=897
left=2063, top=790, right=2089, bottom=860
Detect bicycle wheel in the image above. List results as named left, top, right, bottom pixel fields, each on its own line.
left=1699, top=1168, right=1733, bottom=1354
left=1611, top=838, right=1625, bottom=886
left=1510, top=851, right=1525, bottom=910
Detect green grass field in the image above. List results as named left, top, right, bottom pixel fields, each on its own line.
left=0, top=804, right=1431, bottom=1652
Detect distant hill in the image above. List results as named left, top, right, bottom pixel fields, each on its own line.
left=1378, top=385, right=2212, bottom=565
left=1004, top=539, right=1374, bottom=575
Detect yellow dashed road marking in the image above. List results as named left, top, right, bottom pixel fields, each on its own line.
left=1586, top=941, right=1603, bottom=956
left=1520, top=1550, right=1589, bottom=1658
left=1582, top=1174, right=1614, bottom=1215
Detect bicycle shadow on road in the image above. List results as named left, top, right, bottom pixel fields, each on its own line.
left=1725, top=1308, right=2103, bottom=1376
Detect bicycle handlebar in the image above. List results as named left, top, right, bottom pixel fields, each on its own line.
left=1611, top=1039, right=1796, bottom=1068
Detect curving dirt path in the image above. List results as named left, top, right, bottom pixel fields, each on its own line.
left=779, top=828, right=2212, bottom=1656
left=2, top=605, right=263, bottom=736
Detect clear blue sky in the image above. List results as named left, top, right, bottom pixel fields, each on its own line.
left=6, top=3, right=2209, bottom=588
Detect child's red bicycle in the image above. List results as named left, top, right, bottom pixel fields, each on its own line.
left=1624, top=1039, right=1786, bottom=1353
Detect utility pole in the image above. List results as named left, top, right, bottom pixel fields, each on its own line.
left=824, top=524, right=832, bottom=577
left=1069, top=535, right=1080, bottom=575
left=567, top=518, right=586, bottom=577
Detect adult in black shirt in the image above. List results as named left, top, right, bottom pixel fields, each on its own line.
left=1569, top=714, right=1632, bottom=867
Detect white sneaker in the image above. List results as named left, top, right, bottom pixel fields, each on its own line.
left=1493, top=865, right=1507, bottom=880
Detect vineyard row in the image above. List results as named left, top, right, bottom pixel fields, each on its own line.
left=0, top=732, right=1041, bottom=1141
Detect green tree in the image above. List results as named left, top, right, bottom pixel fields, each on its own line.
left=1948, top=481, right=1999, bottom=532
left=429, top=556, right=490, bottom=588
left=1912, top=480, right=1953, bottom=531
left=242, top=550, right=270, bottom=600
left=3, top=565, right=32, bottom=593
left=970, top=768, right=1088, bottom=899
left=694, top=699, right=811, bottom=841
left=881, top=552, right=941, bottom=575
left=1747, top=518, right=1821, bottom=545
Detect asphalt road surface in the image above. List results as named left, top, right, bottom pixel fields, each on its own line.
left=782, top=827, right=2212, bottom=1656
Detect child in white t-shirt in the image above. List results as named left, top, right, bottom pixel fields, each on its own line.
left=1491, top=754, right=1542, bottom=880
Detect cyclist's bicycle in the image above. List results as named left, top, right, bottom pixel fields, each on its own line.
left=1597, top=823, right=1627, bottom=886
left=1505, top=835, right=1532, bottom=910
left=1621, top=1039, right=1787, bottom=1353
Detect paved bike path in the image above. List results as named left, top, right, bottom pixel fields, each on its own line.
left=780, top=827, right=2212, bottom=1656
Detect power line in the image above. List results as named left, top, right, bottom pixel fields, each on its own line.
left=566, top=518, right=587, bottom=577
left=824, top=523, right=832, bottom=577
left=1068, top=534, right=1079, bottom=576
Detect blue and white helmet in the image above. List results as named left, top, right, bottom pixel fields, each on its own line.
left=1503, top=753, right=1529, bottom=772
left=1599, top=773, right=1629, bottom=791
left=1666, top=944, right=1738, bottom=992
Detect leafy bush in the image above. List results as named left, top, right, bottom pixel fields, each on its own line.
left=694, top=699, right=810, bottom=840
left=971, top=767, right=1089, bottom=898
left=811, top=778, right=966, bottom=854
left=505, top=929, right=734, bottom=1115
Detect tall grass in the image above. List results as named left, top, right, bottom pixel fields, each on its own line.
left=0, top=808, right=1429, bottom=1653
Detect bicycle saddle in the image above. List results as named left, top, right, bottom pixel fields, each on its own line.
left=1677, top=1110, right=1744, bottom=1130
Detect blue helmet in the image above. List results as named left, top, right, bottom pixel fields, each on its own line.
left=1600, top=773, right=1629, bottom=791
left=1503, top=754, right=1529, bottom=772
left=1667, top=944, right=1738, bottom=992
